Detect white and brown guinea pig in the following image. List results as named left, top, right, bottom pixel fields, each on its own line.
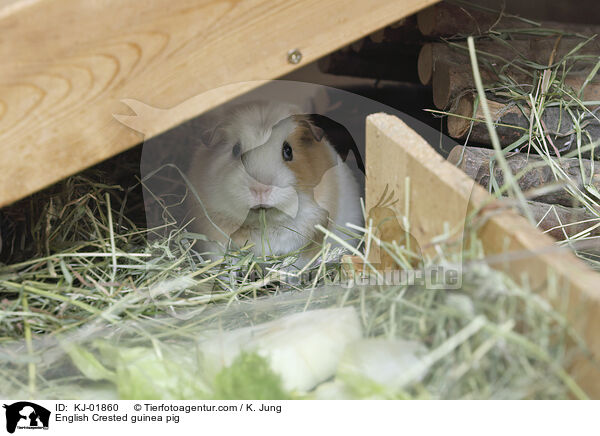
left=186, top=100, right=363, bottom=264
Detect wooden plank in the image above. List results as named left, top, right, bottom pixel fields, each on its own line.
left=365, top=113, right=600, bottom=398
left=0, top=0, right=438, bottom=208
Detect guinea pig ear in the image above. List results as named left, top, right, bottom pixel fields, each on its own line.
left=199, top=124, right=226, bottom=148
left=298, top=118, right=325, bottom=142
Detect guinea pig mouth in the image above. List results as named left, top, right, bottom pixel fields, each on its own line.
left=250, top=204, right=274, bottom=210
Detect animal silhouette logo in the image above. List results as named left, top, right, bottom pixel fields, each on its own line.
left=367, top=185, right=422, bottom=269
left=116, top=97, right=364, bottom=262
left=2, top=402, right=50, bottom=434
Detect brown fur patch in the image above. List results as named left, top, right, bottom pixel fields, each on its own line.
left=287, top=116, right=339, bottom=222
left=287, top=116, right=335, bottom=189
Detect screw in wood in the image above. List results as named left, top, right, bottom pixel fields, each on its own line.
left=287, top=48, right=303, bottom=64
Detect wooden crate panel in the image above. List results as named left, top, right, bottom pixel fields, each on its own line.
left=0, top=0, right=438, bottom=207
left=365, top=113, right=600, bottom=398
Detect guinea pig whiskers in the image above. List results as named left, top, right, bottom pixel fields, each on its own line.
left=278, top=224, right=322, bottom=246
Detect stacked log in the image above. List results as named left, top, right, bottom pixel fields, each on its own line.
left=318, top=15, right=423, bottom=82
left=417, top=2, right=600, bottom=38
left=321, top=2, right=600, bottom=245
left=419, top=40, right=600, bottom=109
left=446, top=93, right=600, bottom=156
left=525, top=202, right=600, bottom=241
left=414, top=2, right=600, bottom=245
left=415, top=2, right=600, bottom=164
left=447, top=145, right=600, bottom=241
left=447, top=146, right=600, bottom=206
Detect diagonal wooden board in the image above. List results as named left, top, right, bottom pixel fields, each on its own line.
left=0, top=0, right=438, bottom=208
left=365, top=113, right=600, bottom=398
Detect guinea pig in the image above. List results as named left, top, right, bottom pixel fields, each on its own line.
left=186, top=100, right=363, bottom=265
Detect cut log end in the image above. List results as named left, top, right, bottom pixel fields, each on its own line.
left=417, top=43, right=433, bottom=85
left=416, top=5, right=436, bottom=36
left=447, top=95, right=474, bottom=138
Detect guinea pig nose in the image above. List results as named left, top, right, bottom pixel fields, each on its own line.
left=249, top=185, right=273, bottom=205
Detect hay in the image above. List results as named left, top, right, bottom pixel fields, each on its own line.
left=1, top=18, right=595, bottom=396
left=0, top=153, right=589, bottom=399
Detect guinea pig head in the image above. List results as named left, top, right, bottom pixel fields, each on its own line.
left=239, top=113, right=338, bottom=212
left=188, top=102, right=341, bottom=240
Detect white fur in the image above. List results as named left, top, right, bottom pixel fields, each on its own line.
left=187, top=101, right=362, bottom=263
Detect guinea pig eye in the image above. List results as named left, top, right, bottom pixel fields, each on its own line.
left=282, top=141, right=293, bottom=161
left=232, top=142, right=241, bottom=158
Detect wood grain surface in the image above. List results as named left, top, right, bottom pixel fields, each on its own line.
left=0, top=0, right=438, bottom=207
